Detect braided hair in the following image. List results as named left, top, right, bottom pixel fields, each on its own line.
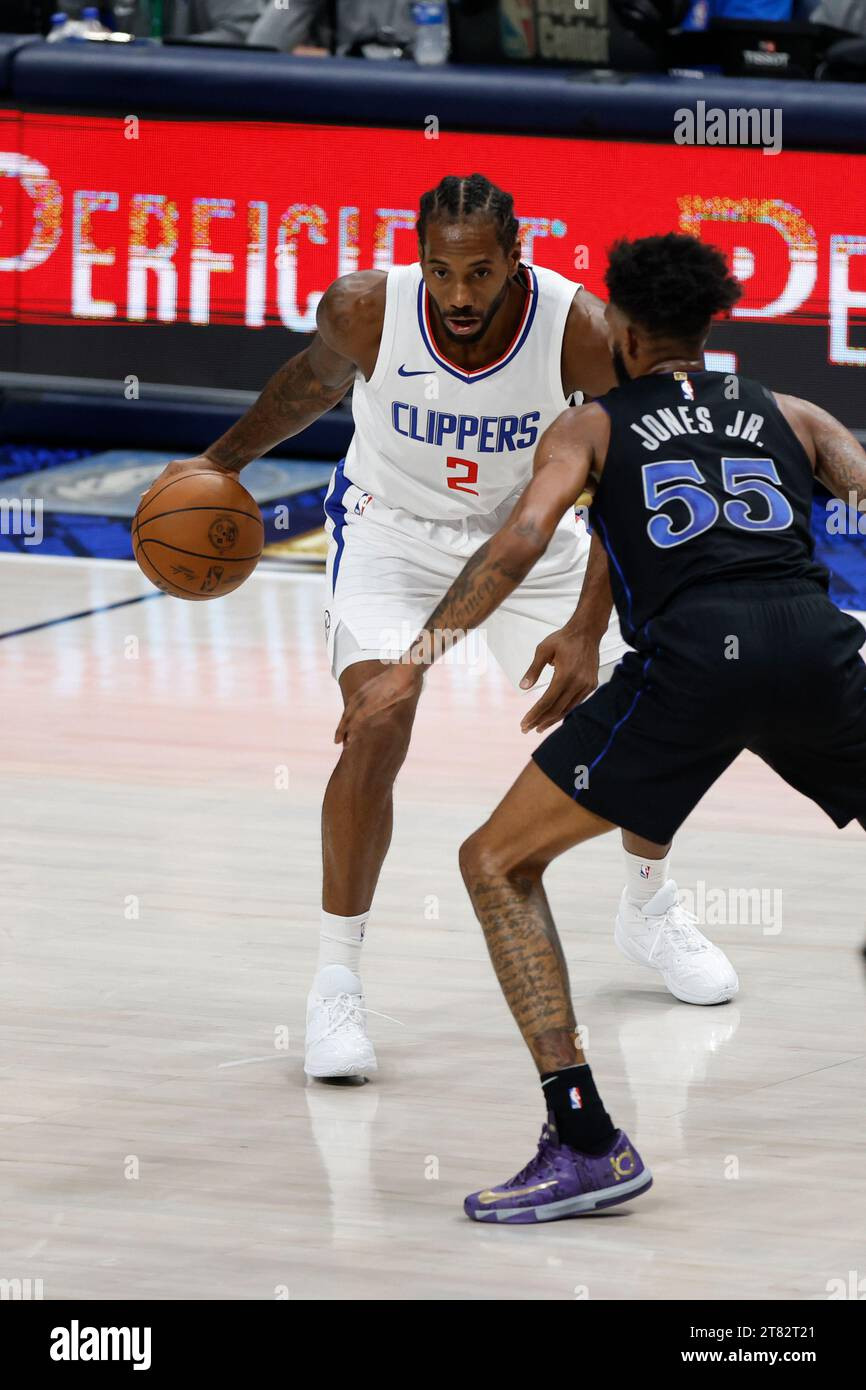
left=417, top=174, right=519, bottom=255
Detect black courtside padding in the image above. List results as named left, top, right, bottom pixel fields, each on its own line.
left=0, top=32, right=41, bottom=92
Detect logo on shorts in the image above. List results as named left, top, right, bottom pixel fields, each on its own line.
left=568, top=1086, right=583, bottom=1110
left=640, top=863, right=652, bottom=879
left=353, top=493, right=373, bottom=516
left=324, top=609, right=331, bottom=637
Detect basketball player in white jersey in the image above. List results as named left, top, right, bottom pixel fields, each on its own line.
left=149, top=175, right=738, bottom=1078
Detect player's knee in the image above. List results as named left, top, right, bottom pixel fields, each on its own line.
left=459, top=829, right=491, bottom=886
left=340, top=705, right=414, bottom=783
left=459, top=828, right=532, bottom=888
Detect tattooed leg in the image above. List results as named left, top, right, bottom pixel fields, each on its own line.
left=459, top=762, right=615, bottom=1075
left=467, top=871, right=579, bottom=1072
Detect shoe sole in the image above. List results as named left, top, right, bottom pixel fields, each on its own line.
left=466, top=1171, right=653, bottom=1224
left=666, top=983, right=738, bottom=1006
left=614, top=924, right=739, bottom=1006
left=304, top=1059, right=378, bottom=1079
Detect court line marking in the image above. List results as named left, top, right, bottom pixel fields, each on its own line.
left=0, top=591, right=166, bottom=642
left=217, top=1055, right=287, bottom=1069
left=0, top=552, right=141, bottom=572
left=0, top=557, right=863, bottom=644
left=0, top=552, right=325, bottom=584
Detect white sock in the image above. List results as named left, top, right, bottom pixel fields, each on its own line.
left=316, top=909, right=368, bottom=980
left=623, top=849, right=671, bottom=908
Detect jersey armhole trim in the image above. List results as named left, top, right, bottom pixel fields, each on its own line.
left=365, top=267, right=402, bottom=393
left=550, top=282, right=583, bottom=412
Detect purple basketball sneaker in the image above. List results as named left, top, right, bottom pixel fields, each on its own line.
left=464, top=1117, right=652, bottom=1224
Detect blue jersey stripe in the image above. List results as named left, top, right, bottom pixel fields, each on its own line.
left=594, top=512, right=635, bottom=640
left=573, top=656, right=654, bottom=797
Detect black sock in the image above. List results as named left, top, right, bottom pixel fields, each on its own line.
left=540, top=1063, right=617, bottom=1155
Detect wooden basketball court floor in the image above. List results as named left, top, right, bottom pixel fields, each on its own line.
left=1, top=551, right=864, bottom=1302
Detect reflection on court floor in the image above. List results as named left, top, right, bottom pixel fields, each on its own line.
left=0, top=553, right=863, bottom=1299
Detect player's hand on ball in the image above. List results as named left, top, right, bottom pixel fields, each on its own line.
left=140, top=454, right=237, bottom=503
left=519, top=626, right=601, bottom=734
left=336, top=664, right=424, bottom=745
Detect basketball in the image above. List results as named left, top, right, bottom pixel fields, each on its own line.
left=132, top=470, right=264, bottom=600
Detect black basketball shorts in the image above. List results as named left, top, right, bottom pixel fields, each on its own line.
left=532, top=580, right=866, bottom=845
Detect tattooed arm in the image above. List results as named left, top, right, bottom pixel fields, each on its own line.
left=335, top=404, right=605, bottom=744
left=144, top=272, right=385, bottom=487
left=776, top=393, right=866, bottom=503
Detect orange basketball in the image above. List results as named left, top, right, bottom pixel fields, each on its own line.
left=132, top=470, right=264, bottom=601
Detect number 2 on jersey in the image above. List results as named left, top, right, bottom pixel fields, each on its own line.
left=641, top=456, right=794, bottom=549
left=447, top=456, right=479, bottom=496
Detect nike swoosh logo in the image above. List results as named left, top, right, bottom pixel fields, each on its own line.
left=478, top=1180, right=558, bottom=1205
left=397, top=365, right=431, bottom=377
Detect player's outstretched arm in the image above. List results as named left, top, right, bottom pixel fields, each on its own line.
left=335, top=408, right=597, bottom=745
left=777, top=394, right=866, bottom=504
left=147, top=272, right=385, bottom=489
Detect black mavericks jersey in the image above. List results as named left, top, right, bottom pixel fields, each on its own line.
left=591, top=370, right=829, bottom=647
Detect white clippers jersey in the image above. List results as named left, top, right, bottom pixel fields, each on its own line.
left=342, top=261, right=581, bottom=519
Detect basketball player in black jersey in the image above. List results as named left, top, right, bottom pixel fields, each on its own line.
left=336, top=232, right=866, bottom=1223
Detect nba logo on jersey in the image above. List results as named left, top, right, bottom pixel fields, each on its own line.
left=674, top=371, right=695, bottom=401
left=568, top=1086, right=583, bottom=1110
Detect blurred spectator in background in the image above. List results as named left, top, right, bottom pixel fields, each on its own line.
left=810, top=0, right=866, bottom=30
left=248, top=0, right=331, bottom=53
left=248, top=0, right=416, bottom=56
left=51, top=0, right=267, bottom=38
left=169, top=0, right=266, bottom=42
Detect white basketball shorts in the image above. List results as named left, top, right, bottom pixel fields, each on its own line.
left=322, top=464, right=630, bottom=689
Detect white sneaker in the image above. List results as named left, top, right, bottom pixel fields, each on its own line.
left=614, top=880, right=739, bottom=1005
left=304, top=964, right=379, bottom=1079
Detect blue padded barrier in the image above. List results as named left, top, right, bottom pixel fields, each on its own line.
left=5, top=39, right=866, bottom=150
